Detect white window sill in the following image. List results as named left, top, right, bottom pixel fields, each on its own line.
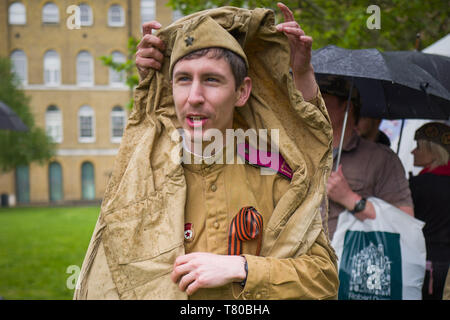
left=78, top=138, right=96, bottom=143
left=108, top=23, right=125, bottom=27
left=110, top=137, right=122, bottom=144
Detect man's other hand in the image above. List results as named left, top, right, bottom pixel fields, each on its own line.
left=171, top=252, right=246, bottom=295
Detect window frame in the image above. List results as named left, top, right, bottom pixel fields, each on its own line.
left=10, top=49, right=28, bottom=85
left=43, top=50, right=61, bottom=86
left=48, top=161, right=64, bottom=202
left=78, top=105, right=96, bottom=143
left=76, top=51, right=94, bottom=86
left=81, top=161, right=96, bottom=200
left=42, top=2, right=60, bottom=24
left=108, top=4, right=125, bottom=27
left=110, top=106, right=126, bottom=143
left=45, top=105, right=63, bottom=143
left=8, top=2, right=26, bottom=25
left=79, top=3, right=93, bottom=26
left=140, top=0, right=156, bottom=26
left=109, top=51, right=126, bottom=87
left=172, top=9, right=184, bottom=22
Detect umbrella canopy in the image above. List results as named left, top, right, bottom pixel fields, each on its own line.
left=383, top=50, right=450, bottom=92
left=312, top=45, right=450, bottom=120
left=0, top=101, right=28, bottom=131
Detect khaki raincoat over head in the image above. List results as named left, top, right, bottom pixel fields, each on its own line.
left=75, top=6, right=334, bottom=300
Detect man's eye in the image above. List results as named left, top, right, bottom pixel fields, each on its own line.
left=206, top=77, right=219, bottom=82
left=177, top=76, right=190, bottom=82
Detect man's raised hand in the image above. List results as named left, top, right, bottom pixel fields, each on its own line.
left=136, top=21, right=165, bottom=80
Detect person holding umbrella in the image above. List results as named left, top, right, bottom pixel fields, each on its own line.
left=356, top=116, right=391, bottom=147
left=318, top=75, right=414, bottom=240
left=409, top=122, right=450, bottom=300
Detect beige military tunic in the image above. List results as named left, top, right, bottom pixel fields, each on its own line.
left=81, top=140, right=338, bottom=300
left=182, top=143, right=338, bottom=300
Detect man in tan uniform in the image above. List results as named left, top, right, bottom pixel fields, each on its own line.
left=75, top=4, right=338, bottom=300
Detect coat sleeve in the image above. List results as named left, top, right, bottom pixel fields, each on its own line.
left=240, top=230, right=339, bottom=300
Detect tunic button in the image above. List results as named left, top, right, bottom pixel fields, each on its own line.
left=210, top=184, right=217, bottom=192
left=213, top=222, right=220, bottom=229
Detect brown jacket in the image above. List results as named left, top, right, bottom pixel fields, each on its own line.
left=327, top=132, right=413, bottom=239
left=74, top=6, right=336, bottom=300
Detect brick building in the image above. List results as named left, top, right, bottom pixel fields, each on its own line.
left=0, top=0, right=181, bottom=205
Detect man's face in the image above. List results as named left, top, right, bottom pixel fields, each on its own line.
left=356, top=117, right=381, bottom=138
left=172, top=55, right=249, bottom=141
left=322, top=93, right=348, bottom=130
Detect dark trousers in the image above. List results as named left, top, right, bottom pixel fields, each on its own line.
left=422, top=261, right=450, bottom=300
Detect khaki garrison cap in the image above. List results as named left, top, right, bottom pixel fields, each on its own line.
left=169, top=15, right=249, bottom=77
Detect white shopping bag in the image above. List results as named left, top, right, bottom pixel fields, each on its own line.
left=331, top=197, right=426, bottom=300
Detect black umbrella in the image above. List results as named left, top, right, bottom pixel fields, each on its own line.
left=312, top=45, right=450, bottom=120
left=385, top=50, right=450, bottom=92
left=0, top=101, right=28, bottom=132
left=312, top=45, right=450, bottom=169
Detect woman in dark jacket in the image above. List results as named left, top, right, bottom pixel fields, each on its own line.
left=409, top=122, right=450, bottom=300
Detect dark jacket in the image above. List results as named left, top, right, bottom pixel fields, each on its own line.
left=409, top=172, right=450, bottom=262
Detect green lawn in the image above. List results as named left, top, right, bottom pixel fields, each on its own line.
left=0, top=206, right=100, bottom=300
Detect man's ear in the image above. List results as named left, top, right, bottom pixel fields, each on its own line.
left=235, top=77, right=252, bottom=107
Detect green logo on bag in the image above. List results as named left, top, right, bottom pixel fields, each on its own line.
left=338, top=231, right=402, bottom=300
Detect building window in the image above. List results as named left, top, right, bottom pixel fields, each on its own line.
left=109, top=51, right=126, bottom=86
left=49, top=162, right=63, bottom=202
left=44, top=50, right=61, bottom=86
left=79, top=3, right=93, bottom=26
left=108, top=4, right=125, bottom=27
left=42, top=2, right=59, bottom=24
left=9, top=2, right=26, bottom=25
left=141, top=0, right=156, bottom=25
left=45, top=105, right=63, bottom=143
left=172, top=9, right=184, bottom=22
left=111, top=106, right=126, bottom=143
left=10, top=50, right=27, bottom=85
left=76, top=51, right=94, bottom=86
left=78, top=105, right=95, bottom=143
left=81, top=161, right=95, bottom=200
left=15, top=165, right=30, bottom=204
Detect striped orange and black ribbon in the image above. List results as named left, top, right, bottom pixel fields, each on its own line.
left=228, top=206, right=263, bottom=256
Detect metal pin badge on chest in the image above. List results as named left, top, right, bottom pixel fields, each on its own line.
left=184, top=223, right=194, bottom=241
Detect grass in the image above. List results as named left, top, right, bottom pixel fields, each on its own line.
left=0, top=206, right=100, bottom=300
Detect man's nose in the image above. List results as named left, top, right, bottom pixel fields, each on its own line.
left=187, top=80, right=205, bottom=106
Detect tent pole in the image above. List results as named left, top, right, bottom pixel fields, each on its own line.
left=396, top=119, right=405, bottom=155
left=335, top=77, right=354, bottom=171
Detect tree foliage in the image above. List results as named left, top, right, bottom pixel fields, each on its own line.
left=167, top=0, right=449, bottom=51
left=0, top=58, right=55, bottom=172
left=100, top=37, right=140, bottom=110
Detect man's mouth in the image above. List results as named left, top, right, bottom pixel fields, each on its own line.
left=186, top=115, right=208, bottom=128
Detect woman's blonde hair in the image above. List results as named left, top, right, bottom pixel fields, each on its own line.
left=419, top=139, right=450, bottom=167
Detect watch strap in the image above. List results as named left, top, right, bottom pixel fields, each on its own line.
left=350, top=197, right=367, bottom=214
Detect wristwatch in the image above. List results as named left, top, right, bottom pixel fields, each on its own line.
left=350, top=197, right=367, bottom=214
